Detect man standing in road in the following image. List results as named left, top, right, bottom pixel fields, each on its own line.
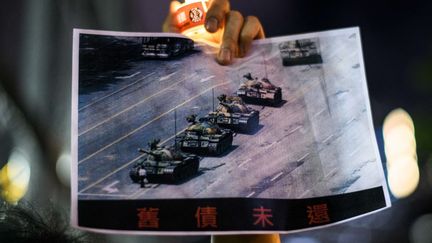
left=138, top=166, right=147, bottom=188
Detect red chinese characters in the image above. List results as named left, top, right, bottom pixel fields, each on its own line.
left=137, top=207, right=160, bottom=229
left=195, top=206, right=217, bottom=228
left=307, top=203, right=330, bottom=225
left=253, top=206, right=274, bottom=228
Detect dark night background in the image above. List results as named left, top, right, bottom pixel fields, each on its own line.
left=0, top=1, right=431, bottom=242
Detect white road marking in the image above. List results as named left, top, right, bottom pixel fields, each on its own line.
left=345, top=117, right=356, bottom=126
left=130, top=183, right=162, bottom=199
left=102, top=180, right=119, bottom=193
left=349, top=147, right=361, bottom=157
left=79, top=72, right=155, bottom=112
left=78, top=193, right=130, bottom=197
left=79, top=75, right=188, bottom=136
left=200, top=75, right=215, bottom=83
left=128, top=188, right=146, bottom=199
left=238, top=158, right=251, bottom=168
left=79, top=129, right=186, bottom=193
left=297, top=152, right=310, bottom=162
left=314, top=108, right=326, bottom=117
left=300, top=189, right=311, bottom=198
left=78, top=82, right=230, bottom=164
left=115, top=71, right=141, bottom=79
left=266, top=141, right=277, bottom=148
left=288, top=125, right=302, bottom=134
left=80, top=156, right=142, bottom=193
left=246, top=192, right=255, bottom=198
left=322, top=134, right=334, bottom=144
left=325, top=167, right=338, bottom=178
left=270, top=172, right=284, bottom=182
left=159, top=71, right=178, bottom=81
left=78, top=177, right=88, bottom=181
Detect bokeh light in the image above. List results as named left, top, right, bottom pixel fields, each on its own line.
left=383, top=108, right=419, bottom=198
left=383, top=108, right=415, bottom=136
left=387, top=156, right=420, bottom=198
left=56, top=152, right=71, bottom=187
left=410, top=214, right=432, bottom=243
left=0, top=148, right=31, bottom=203
left=384, top=125, right=417, bottom=163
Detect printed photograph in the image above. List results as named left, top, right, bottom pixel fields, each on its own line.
left=75, top=29, right=386, bottom=201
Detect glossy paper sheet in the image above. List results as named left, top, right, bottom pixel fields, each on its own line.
left=71, top=27, right=390, bottom=234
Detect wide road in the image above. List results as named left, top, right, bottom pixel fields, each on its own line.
left=77, top=32, right=383, bottom=200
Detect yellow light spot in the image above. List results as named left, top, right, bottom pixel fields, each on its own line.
left=388, top=156, right=420, bottom=198
left=383, top=108, right=414, bottom=136
left=0, top=149, right=31, bottom=203
left=383, top=108, right=419, bottom=198
left=384, top=125, right=417, bottom=163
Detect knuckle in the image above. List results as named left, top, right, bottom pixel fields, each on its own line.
left=246, top=15, right=260, bottom=25
left=229, top=10, right=243, bottom=21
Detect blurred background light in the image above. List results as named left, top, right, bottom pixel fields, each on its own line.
left=55, top=152, right=71, bottom=188
left=387, top=156, right=420, bottom=198
left=383, top=108, right=419, bottom=198
left=0, top=148, right=31, bottom=204
left=383, top=109, right=415, bottom=136
left=410, top=214, right=432, bottom=243
left=384, top=125, right=416, bottom=162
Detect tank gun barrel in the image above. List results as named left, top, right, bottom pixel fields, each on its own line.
left=138, top=148, right=163, bottom=160
left=138, top=148, right=156, bottom=156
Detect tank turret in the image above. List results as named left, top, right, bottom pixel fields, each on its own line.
left=205, top=94, right=260, bottom=133
left=236, top=73, right=282, bottom=106
left=278, top=38, right=323, bottom=66
left=176, top=115, right=233, bottom=156
left=129, top=139, right=200, bottom=183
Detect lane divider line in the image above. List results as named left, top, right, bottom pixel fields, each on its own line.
left=78, top=81, right=230, bottom=164
left=79, top=72, right=155, bottom=112
left=79, top=128, right=183, bottom=193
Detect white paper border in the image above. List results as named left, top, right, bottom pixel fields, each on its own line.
left=70, top=27, right=392, bottom=233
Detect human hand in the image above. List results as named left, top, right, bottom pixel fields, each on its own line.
left=162, top=0, right=265, bottom=65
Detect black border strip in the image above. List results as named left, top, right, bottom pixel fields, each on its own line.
left=78, top=186, right=386, bottom=232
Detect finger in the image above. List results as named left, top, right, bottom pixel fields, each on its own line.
left=205, top=0, right=230, bottom=33
left=217, top=10, right=244, bottom=65
left=162, top=1, right=182, bottom=32
left=238, top=16, right=265, bottom=57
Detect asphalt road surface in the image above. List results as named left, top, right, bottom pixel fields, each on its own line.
left=76, top=31, right=384, bottom=200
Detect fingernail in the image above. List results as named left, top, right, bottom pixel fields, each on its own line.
left=218, top=48, right=232, bottom=64
left=205, top=17, right=218, bottom=32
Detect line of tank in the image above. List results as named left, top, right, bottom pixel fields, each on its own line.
left=129, top=73, right=284, bottom=185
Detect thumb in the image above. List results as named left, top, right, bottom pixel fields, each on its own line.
left=169, top=0, right=181, bottom=15
left=162, top=1, right=182, bottom=32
